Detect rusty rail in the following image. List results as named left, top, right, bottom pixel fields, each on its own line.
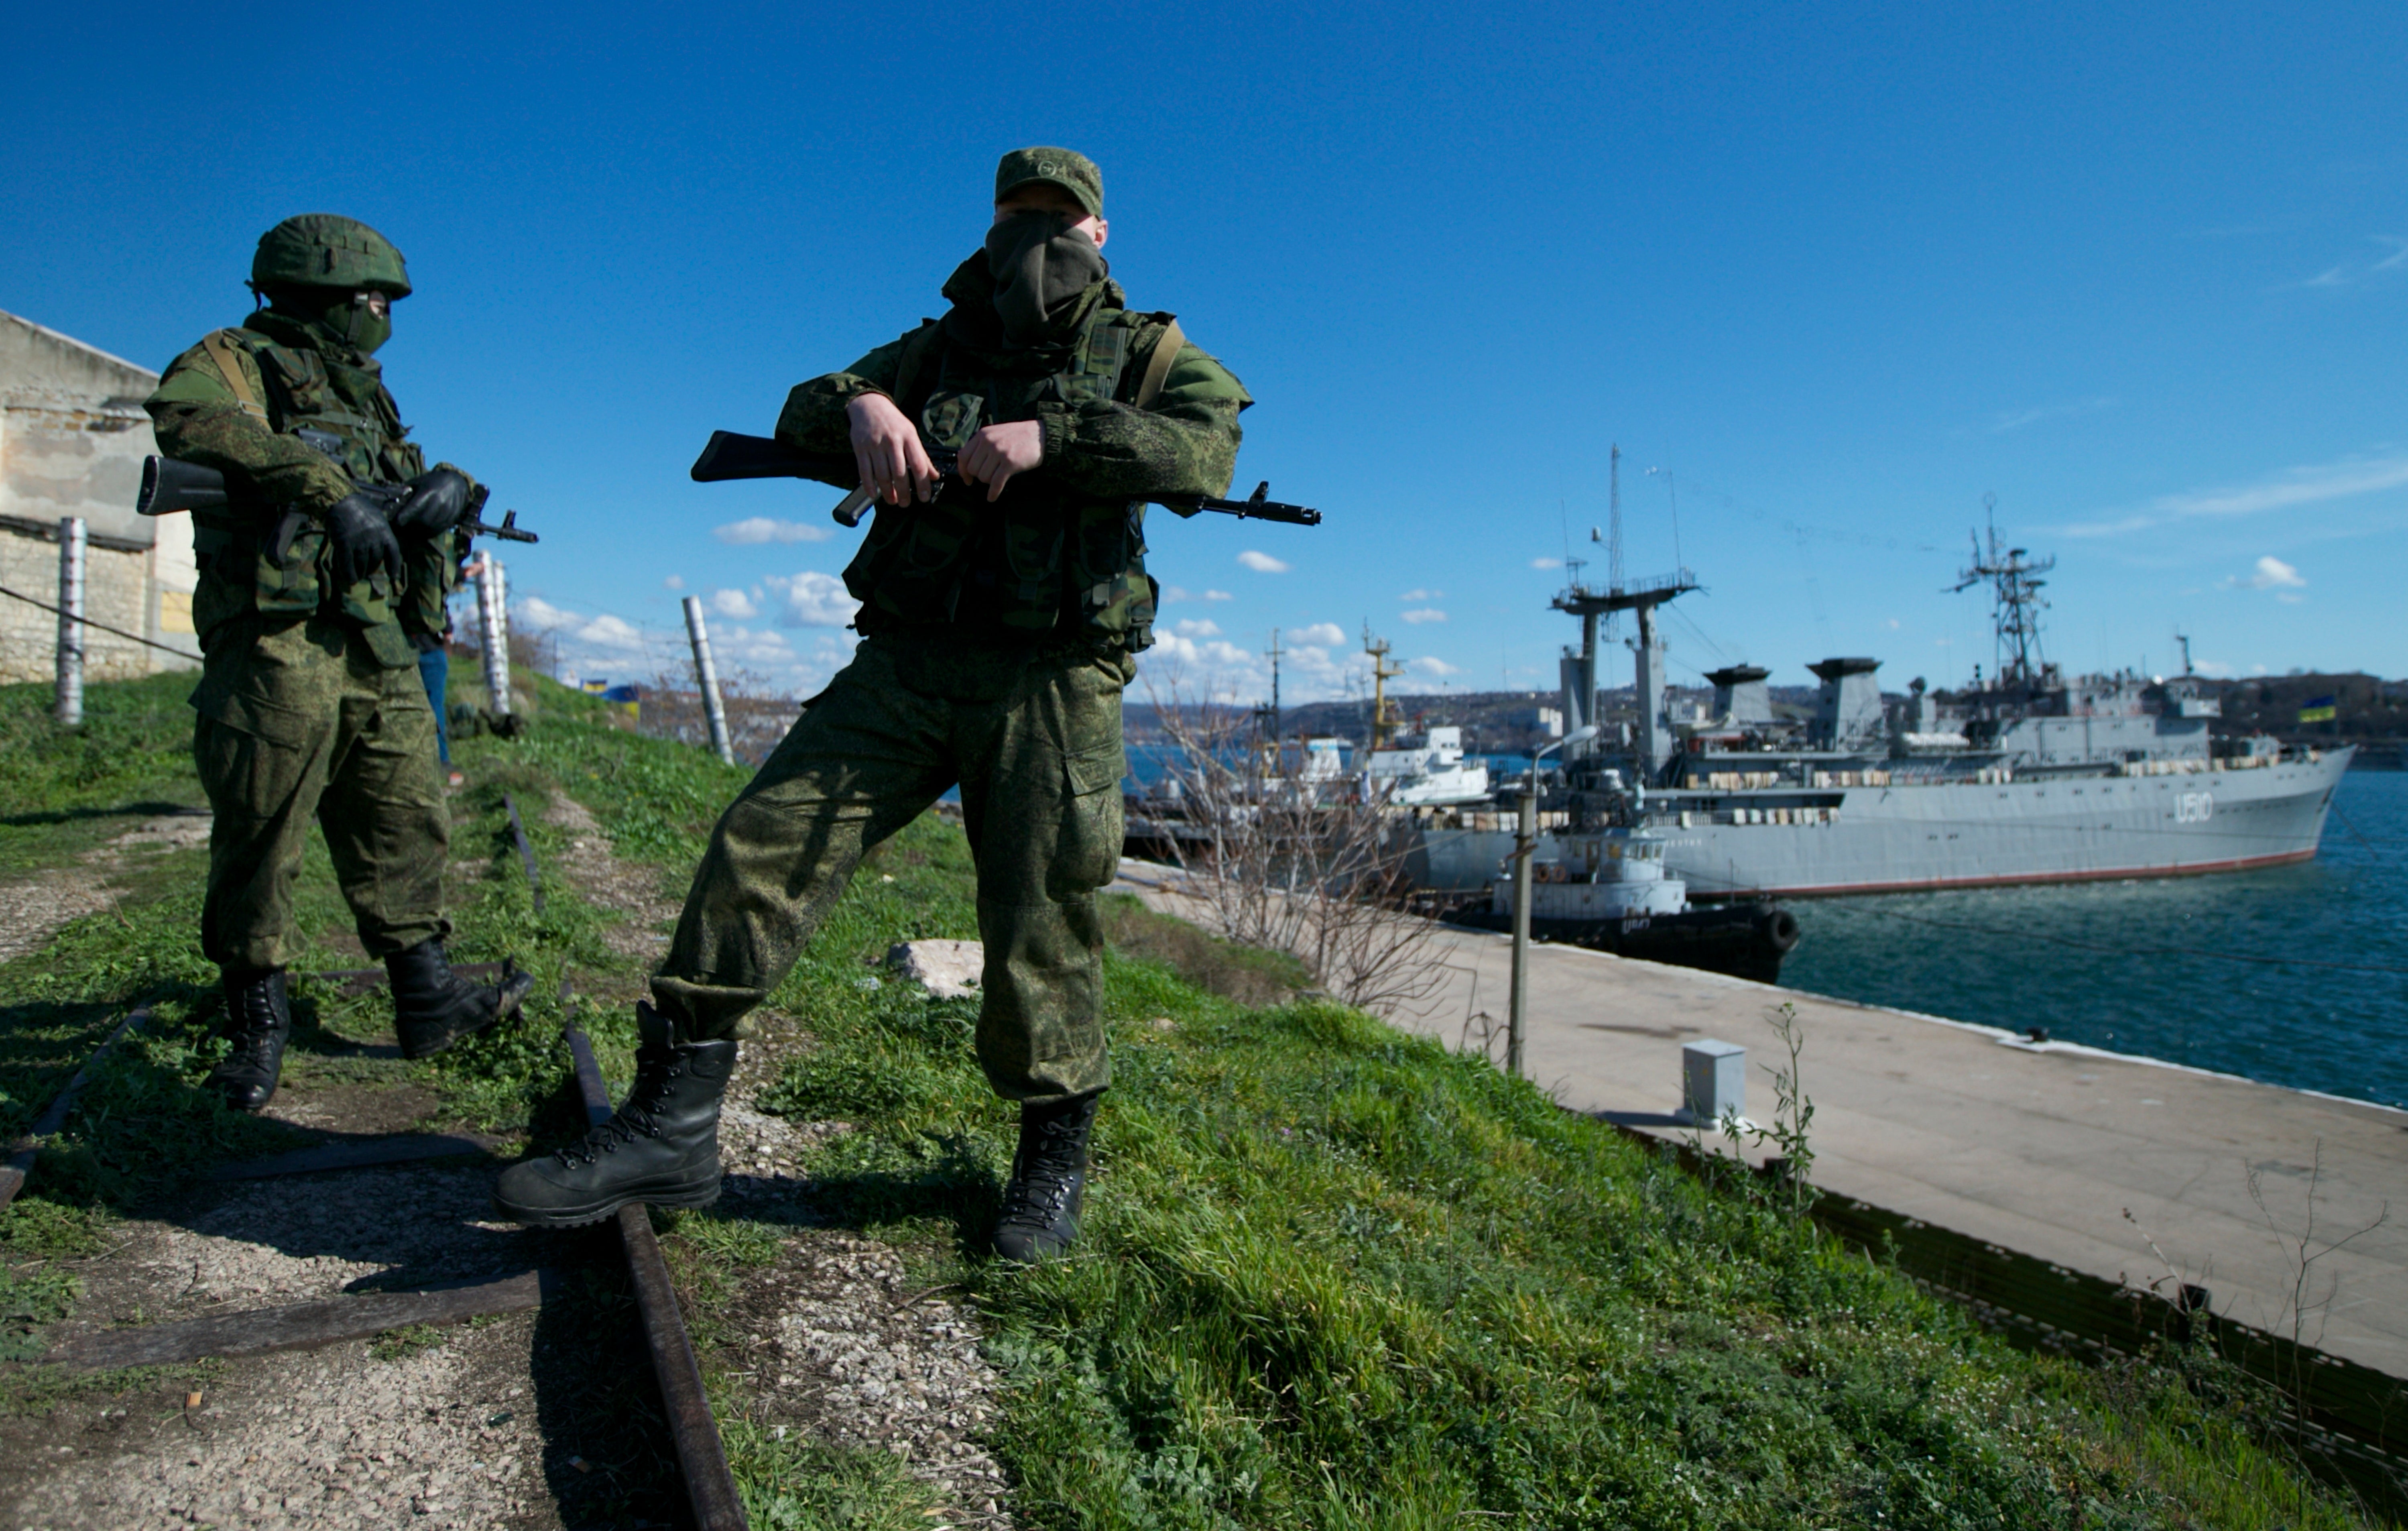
left=502, top=790, right=546, bottom=914
left=564, top=1010, right=748, bottom=1530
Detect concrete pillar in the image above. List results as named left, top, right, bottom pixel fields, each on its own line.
left=477, top=558, right=511, bottom=717
left=681, top=596, right=734, bottom=765
left=55, top=518, right=85, bottom=727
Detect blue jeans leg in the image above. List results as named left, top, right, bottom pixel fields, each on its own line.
left=417, top=648, right=451, bottom=766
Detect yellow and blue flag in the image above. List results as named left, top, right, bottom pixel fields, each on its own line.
left=2298, top=695, right=2337, bottom=724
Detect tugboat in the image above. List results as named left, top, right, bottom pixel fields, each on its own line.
left=1444, top=779, right=1800, bottom=983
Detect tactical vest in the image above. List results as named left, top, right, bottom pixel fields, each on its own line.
left=841, top=304, right=1169, bottom=649
left=188, top=324, right=451, bottom=665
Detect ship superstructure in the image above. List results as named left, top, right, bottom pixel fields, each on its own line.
left=1412, top=526, right=2351, bottom=898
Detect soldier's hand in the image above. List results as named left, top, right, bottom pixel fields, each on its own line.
left=324, top=492, right=404, bottom=592
left=393, top=467, right=476, bottom=536
left=957, top=420, right=1045, bottom=502
left=846, top=393, right=939, bottom=506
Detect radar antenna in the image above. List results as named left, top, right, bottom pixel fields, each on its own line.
left=1948, top=493, right=2054, bottom=687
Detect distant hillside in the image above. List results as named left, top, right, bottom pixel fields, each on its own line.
left=1125, top=672, right=2408, bottom=762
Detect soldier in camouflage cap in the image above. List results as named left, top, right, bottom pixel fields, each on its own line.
left=496, top=149, right=1251, bottom=1263
left=146, top=214, right=533, bottom=1113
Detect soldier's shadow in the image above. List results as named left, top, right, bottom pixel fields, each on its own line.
left=726, top=1130, right=1007, bottom=1260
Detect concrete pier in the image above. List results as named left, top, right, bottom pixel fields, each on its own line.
left=1113, top=862, right=2408, bottom=1381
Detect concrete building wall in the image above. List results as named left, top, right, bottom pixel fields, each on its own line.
left=0, top=308, right=199, bottom=685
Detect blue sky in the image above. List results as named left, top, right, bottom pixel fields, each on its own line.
left=6, top=1, right=2403, bottom=703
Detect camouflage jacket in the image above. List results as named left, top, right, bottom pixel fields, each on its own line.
left=146, top=310, right=470, bottom=666
left=775, top=254, right=1249, bottom=650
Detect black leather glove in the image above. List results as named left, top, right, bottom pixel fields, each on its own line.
left=392, top=466, right=475, bottom=537
left=324, top=491, right=404, bottom=591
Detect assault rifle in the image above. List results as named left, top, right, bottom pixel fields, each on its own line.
left=134, top=455, right=539, bottom=544
left=687, top=430, right=1320, bottom=529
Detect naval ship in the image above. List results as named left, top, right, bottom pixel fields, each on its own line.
left=1411, top=531, right=2351, bottom=899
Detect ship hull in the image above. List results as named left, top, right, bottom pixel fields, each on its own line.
left=1444, top=901, right=1801, bottom=983
left=1411, top=749, right=2352, bottom=899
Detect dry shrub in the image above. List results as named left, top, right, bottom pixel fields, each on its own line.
left=1143, top=670, right=1447, bottom=1015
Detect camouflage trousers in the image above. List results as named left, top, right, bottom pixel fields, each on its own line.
left=192, top=615, right=450, bottom=972
left=651, top=630, right=1132, bottom=1103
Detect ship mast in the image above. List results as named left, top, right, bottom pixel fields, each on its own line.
left=1950, top=496, right=2054, bottom=688
left=1363, top=625, right=1404, bottom=750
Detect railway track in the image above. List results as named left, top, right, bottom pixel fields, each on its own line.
left=9, top=787, right=752, bottom=1528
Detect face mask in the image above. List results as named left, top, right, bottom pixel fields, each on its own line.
left=341, top=295, right=393, bottom=356
left=985, top=211, right=1106, bottom=344
left=270, top=289, right=391, bottom=354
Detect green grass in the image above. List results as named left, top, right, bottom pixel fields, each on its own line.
left=0, top=671, right=207, bottom=874
left=0, top=670, right=2388, bottom=1529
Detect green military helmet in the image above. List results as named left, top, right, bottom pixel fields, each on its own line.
left=250, top=214, right=412, bottom=298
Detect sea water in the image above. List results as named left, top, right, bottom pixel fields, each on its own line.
left=1779, top=769, right=2408, bottom=1111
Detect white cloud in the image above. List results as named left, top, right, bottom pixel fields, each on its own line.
left=1531, top=556, right=1563, bottom=570
left=716, top=517, right=834, bottom=546
left=2193, top=660, right=2237, bottom=678
left=710, top=588, right=758, bottom=620
left=2248, top=555, right=2306, bottom=590
left=517, top=597, right=647, bottom=653
left=1409, top=656, right=1461, bottom=677
left=1399, top=588, right=1442, bottom=601
left=1172, top=617, right=1222, bottom=637
left=2058, top=453, right=2408, bottom=537
left=1159, top=585, right=1190, bottom=603
left=2290, top=235, right=2408, bottom=290
left=1294, top=622, right=1347, bottom=647
left=663, top=575, right=685, bottom=590
left=1237, top=550, right=1290, bottom=574
left=575, top=614, right=647, bottom=651
left=1203, top=589, right=1232, bottom=602
left=1986, top=397, right=2115, bottom=434
left=1886, top=618, right=1901, bottom=629
left=764, top=570, right=862, bottom=627
left=1400, top=608, right=1446, bottom=624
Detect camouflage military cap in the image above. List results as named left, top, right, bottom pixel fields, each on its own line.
left=251, top=214, right=412, bottom=298
left=995, top=147, right=1103, bottom=219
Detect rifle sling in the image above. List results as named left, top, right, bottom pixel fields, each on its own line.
left=201, top=332, right=270, bottom=424
left=1133, top=319, right=1184, bottom=410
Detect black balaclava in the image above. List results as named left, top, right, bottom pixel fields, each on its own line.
left=984, top=211, right=1107, bottom=346
left=264, top=286, right=393, bottom=355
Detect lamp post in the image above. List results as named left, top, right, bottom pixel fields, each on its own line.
left=1507, top=723, right=1599, bottom=1079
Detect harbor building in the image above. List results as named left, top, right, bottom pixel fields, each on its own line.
left=0, top=308, right=199, bottom=684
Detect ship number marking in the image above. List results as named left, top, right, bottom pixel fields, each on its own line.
left=2174, top=792, right=2214, bottom=825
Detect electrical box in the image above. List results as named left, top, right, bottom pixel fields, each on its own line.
left=1681, top=1039, right=1746, bottom=1125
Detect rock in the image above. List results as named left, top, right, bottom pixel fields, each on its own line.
left=885, top=940, right=983, bottom=1000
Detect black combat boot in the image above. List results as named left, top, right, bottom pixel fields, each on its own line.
left=385, top=939, right=535, bottom=1060
left=207, top=967, right=291, bottom=1112
left=491, top=1002, right=736, bottom=1227
left=992, top=1091, right=1101, bottom=1265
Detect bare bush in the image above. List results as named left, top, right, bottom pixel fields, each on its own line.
left=1142, top=670, right=1448, bottom=1014
left=631, top=666, right=803, bottom=765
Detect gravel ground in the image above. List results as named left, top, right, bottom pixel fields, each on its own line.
left=4, top=793, right=1023, bottom=1528
left=0, top=810, right=211, bottom=964
left=5, top=1315, right=554, bottom=1531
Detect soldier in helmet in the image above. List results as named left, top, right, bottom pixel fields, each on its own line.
left=145, top=214, right=533, bottom=1111
left=495, top=149, right=1250, bottom=1263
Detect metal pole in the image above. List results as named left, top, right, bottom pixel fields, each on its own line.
left=1507, top=787, right=1535, bottom=1079
left=55, top=518, right=85, bottom=726
left=681, top=596, right=734, bottom=765
left=476, top=557, right=511, bottom=717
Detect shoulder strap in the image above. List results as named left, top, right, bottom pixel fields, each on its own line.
left=1133, top=316, right=1186, bottom=410
left=890, top=320, right=946, bottom=414
left=201, top=330, right=270, bottom=423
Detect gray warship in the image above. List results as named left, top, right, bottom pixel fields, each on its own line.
left=1411, top=529, right=2352, bottom=899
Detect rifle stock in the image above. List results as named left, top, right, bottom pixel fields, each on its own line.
left=687, top=431, right=1320, bottom=527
